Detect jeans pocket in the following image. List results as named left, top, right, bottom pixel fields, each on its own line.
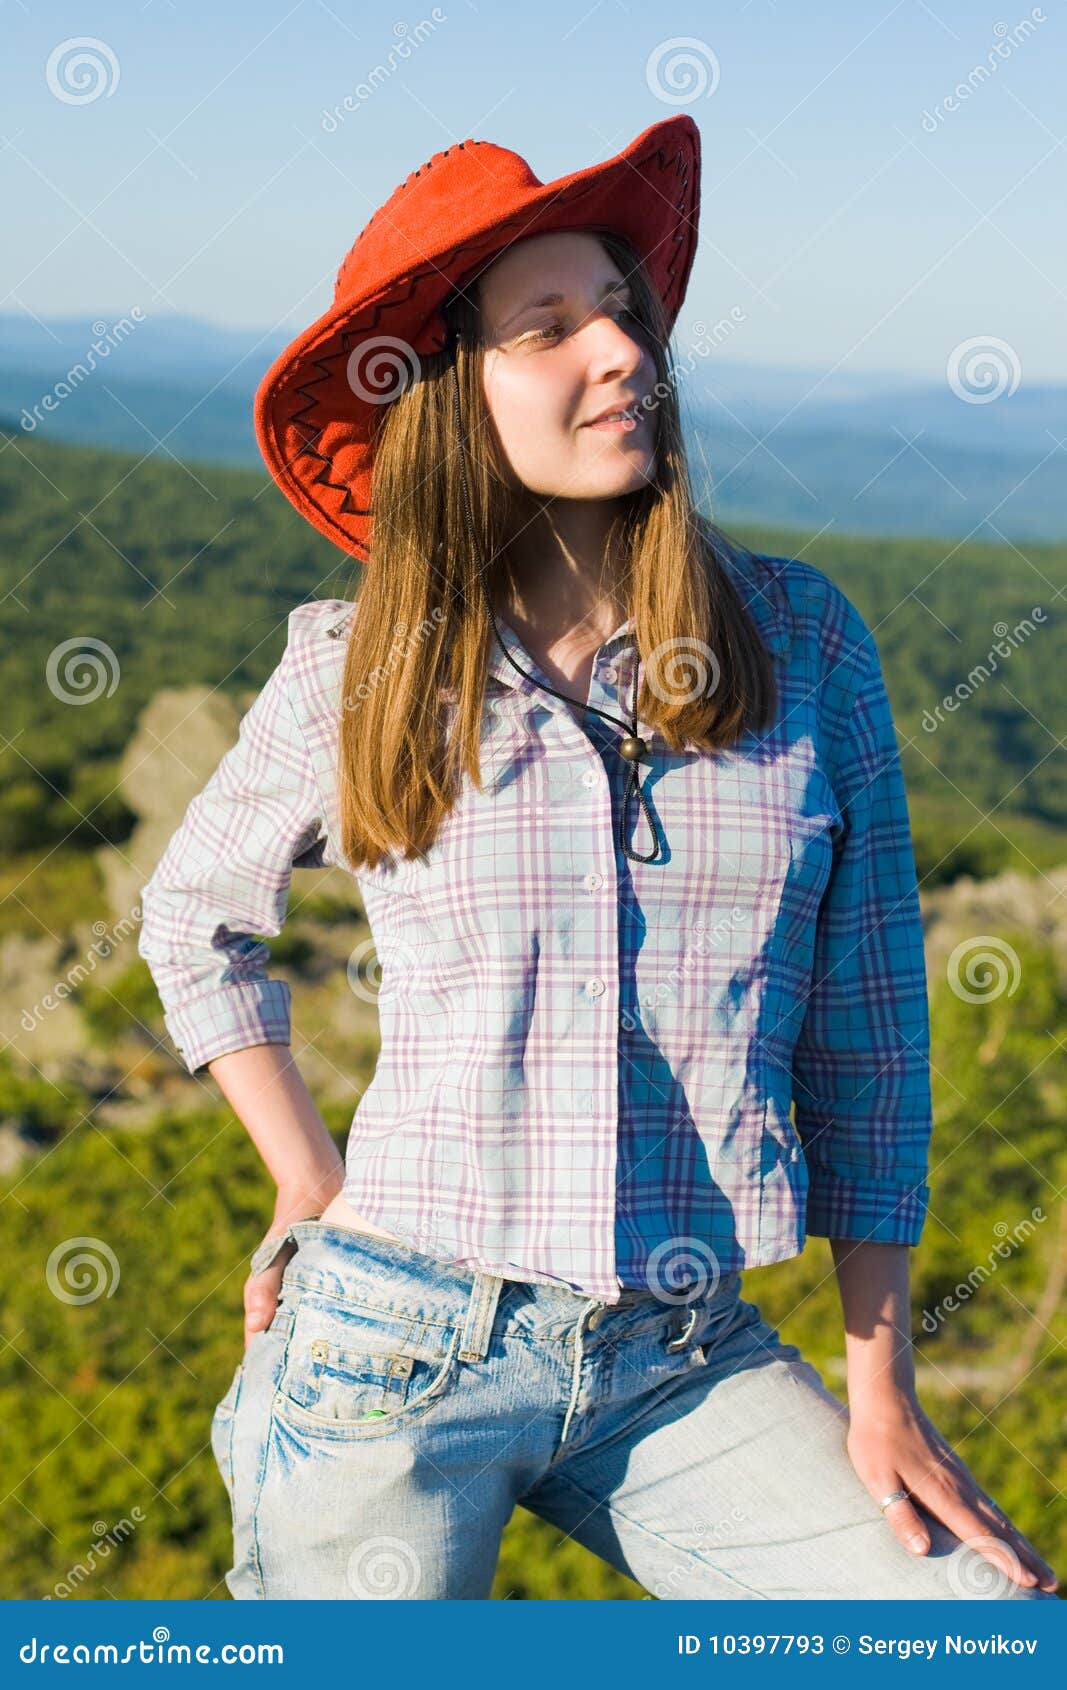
left=210, top=1360, right=244, bottom=1498
left=274, top=1297, right=460, bottom=1438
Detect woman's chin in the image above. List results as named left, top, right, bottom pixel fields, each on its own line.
left=567, top=449, right=657, bottom=496
left=518, top=453, right=656, bottom=500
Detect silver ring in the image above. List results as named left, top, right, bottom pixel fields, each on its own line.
left=878, top=1488, right=910, bottom=1512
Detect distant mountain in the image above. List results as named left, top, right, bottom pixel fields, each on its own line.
left=1, top=370, right=258, bottom=473
left=0, top=310, right=291, bottom=472
left=686, top=413, right=1066, bottom=545
left=682, top=356, right=1066, bottom=458
left=0, top=312, right=1064, bottom=541
left=0, top=310, right=292, bottom=384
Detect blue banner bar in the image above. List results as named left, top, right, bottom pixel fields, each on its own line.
left=3, top=1599, right=1061, bottom=1684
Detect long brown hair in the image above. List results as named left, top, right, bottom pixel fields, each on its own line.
left=336, top=230, right=778, bottom=871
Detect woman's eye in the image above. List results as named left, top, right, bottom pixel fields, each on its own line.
left=523, top=307, right=640, bottom=346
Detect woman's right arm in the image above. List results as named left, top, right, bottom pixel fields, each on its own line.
left=137, top=613, right=340, bottom=1344
left=206, top=1043, right=343, bottom=1345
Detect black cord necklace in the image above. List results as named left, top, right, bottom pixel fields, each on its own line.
left=447, top=333, right=663, bottom=865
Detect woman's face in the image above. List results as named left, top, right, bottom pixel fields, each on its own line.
left=477, top=230, right=659, bottom=501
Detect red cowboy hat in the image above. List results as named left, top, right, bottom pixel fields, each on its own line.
left=253, top=114, right=701, bottom=562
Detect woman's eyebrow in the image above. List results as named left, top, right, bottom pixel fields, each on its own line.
left=497, top=279, right=633, bottom=332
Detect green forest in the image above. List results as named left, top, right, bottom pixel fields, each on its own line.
left=1, top=426, right=1064, bottom=1599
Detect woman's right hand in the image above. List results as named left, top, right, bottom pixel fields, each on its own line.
left=243, top=1231, right=299, bottom=1349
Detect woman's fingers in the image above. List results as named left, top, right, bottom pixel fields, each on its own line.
left=243, top=1271, right=277, bottom=1345
left=870, top=1471, right=1058, bottom=1592
left=910, top=1471, right=1054, bottom=1590
left=922, top=1460, right=1058, bottom=1589
left=243, top=1240, right=297, bottom=1348
left=970, top=1494, right=1059, bottom=1590
left=875, top=1484, right=932, bottom=1556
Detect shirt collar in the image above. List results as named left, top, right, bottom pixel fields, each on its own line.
left=486, top=613, right=634, bottom=697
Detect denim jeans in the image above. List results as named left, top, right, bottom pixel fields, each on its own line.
left=210, top=1219, right=1056, bottom=1601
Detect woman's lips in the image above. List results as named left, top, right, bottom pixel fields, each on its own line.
left=583, top=410, right=647, bottom=433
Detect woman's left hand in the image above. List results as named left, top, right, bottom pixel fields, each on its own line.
left=846, top=1390, right=1059, bottom=1593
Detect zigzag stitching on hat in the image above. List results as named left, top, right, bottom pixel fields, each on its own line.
left=280, top=140, right=696, bottom=542
left=284, top=356, right=361, bottom=518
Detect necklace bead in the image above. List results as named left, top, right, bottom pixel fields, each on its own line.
left=619, top=735, right=648, bottom=762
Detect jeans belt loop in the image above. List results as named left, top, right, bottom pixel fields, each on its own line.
left=458, top=1271, right=504, bottom=1362
left=665, top=1304, right=698, bottom=1352
left=248, top=1224, right=298, bottom=1278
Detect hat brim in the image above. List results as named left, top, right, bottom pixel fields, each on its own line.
left=254, top=115, right=700, bottom=562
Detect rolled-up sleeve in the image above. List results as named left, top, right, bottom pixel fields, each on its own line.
left=792, top=630, right=933, bottom=1246
left=137, top=623, right=326, bottom=1077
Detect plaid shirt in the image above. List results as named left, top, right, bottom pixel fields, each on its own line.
left=138, top=550, right=932, bottom=1300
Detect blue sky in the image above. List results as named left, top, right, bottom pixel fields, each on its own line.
left=2, top=0, right=1065, bottom=378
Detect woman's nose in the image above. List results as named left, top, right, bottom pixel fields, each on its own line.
left=583, top=311, right=646, bottom=374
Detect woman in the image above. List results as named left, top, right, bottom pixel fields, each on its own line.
left=138, top=115, right=1059, bottom=1601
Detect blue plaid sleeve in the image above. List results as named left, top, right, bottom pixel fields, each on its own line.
left=792, top=624, right=933, bottom=1246
left=137, top=620, right=327, bottom=1077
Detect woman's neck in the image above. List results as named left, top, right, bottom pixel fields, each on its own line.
left=493, top=499, right=629, bottom=649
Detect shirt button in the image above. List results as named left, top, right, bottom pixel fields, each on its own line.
left=585, top=976, right=606, bottom=997
left=583, top=872, right=603, bottom=891
left=582, top=769, right=598, bottom=788
left=600, top=665, right=618, bottom=685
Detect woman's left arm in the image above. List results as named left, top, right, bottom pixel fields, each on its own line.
left=792, top=588, right=1057, bottom=1592
left=831, top=1236, right=1059, bottom=1592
